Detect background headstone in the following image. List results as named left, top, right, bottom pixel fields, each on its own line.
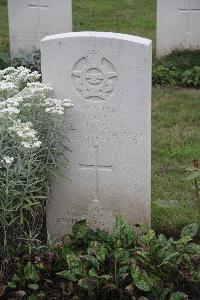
left=8, top=0, right=72, bottom=58
left=41, top=32, right=152, bottom=240
left=157, top=0, right=200, bottom=57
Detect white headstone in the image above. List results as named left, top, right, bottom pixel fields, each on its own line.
left=157, top=0, right=200, bottom=57
left=41, top=32, right=152, bottom=240
left=8, top=0, right=72, bottom=58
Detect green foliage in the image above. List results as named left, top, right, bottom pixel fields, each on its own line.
left=7, top=261, right=40, bottom=298
left=0, top=67, right=72, bottom=256
left=2, top=216, right=200, bottom=299
left=182, top=67, right=200, bottom=88
left=169, top=292, right=188, bottom=300
left=153, top=50, right=200, bottom=88
left=152, top=65, right=180, bottom=86
left=0, top=52, right=11, bottom=69
left=131, top=263, right=152, bottom=292
left=181, top=223, right=199, bottom=238
left=159, top=49, right=200, bottom=71
left=12, top=49, right=41, bottom=73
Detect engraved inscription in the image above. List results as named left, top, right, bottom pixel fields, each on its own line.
left=179, top=1, right=200, bottom=33
left=79, top=146, right=112, bottom=202
left=72, top=49, right=118, bottom=101
left=69, top=128, right=138, bottom=146
left=28, top=0, right=49, bottom=8
left=66, top=105, right=138, bottom=146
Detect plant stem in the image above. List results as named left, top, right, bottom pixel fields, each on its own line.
left=194, top=178, right=200, bottom=224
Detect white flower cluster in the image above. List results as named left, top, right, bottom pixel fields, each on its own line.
left=0, top=67, right=16, bottom=80
left=44, top=98, right=73, bottom=115
left=0, top=96, right=23, bottom=117
left=9, top=120, right=42, bottom=149
left=19, top=82, right=53, bottom=102
left=2, top=66, right=41, bottom=87
left=1, top=156, right=14, bottom=165
left=0, top=66, right=73, bottom=151
left=0, top=81, right=18, bottom=98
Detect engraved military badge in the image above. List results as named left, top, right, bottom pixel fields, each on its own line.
left=72, top=49, right=118, bottom=101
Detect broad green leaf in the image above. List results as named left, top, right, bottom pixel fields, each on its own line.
left=89, top=269, right=98, bottom=278
left=181, top=223, right=199, bottom=238
left=113, top=215, right=136, bottom=247
left=192, top=270, right=200, bottom=282
left=28, top=283, right=39, bottom=290
left=61, top=244, right=71, bottom=261
left=11, top=274, right=21, bottom=283
left=86, top=254, right=99, bottom=269
left=66, top=254, right=83, bottom=274
left=154, top=200, right=181, bottom=208
left=186, top=171, right=200, bottom=181
left=185, top=243, right=200, bottom=254
left=131, top=264, right=151, bottom=292
left=100, top=274, right=113, bottom=281
left=169, top=291, right=188, bottom=300
left=56, top=270, right=77, bottom=281
left=72, top=220, right=88, bottom=240
left=175, top=236, right=192, bottom=246
left=157, top=234, right=168, bottom=246
left=24, top=262, right=39, bottom=282
left=96, top=243, right=106, bottom=263
left=7, top=281, right=17, bottom=289
left=185, top=167, right=199, bottom=172
left=158, top=252, right=179, bottom=267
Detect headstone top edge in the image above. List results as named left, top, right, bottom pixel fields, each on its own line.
left=41, top=31, right=152, bottom=46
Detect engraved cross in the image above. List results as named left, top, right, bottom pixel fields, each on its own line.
left=79, top=146, right=112, bottom=202
left=179, top=0, right=200, bottom=33
left=28, top=0, right=49, bottom=39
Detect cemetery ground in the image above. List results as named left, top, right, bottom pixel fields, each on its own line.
left=0, top=0, right=199, bottom=234
left=0, top=0, right=200, bottom=299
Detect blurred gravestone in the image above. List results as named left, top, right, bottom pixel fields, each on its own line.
left=8, top=0, right=72, bottom=58
left=41, top=32, right=152, bottom=240
left=157, top=0, right=200, bottom=57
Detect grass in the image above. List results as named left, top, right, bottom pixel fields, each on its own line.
left=0, top=0, right=199, bottom=234
left=73, top=0, right=156, bottom=52
left=0, top=0, right=9, bottom=53
left=152, top=87, right=200, bottom=232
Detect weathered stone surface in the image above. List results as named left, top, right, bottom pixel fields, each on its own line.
left=8, top=0, right=72, bottom=58
left=41, top=32, right=152, bottom=240
left=157, top=0, right=200, bottom=57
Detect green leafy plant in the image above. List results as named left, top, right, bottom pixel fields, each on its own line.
left=0, top=66, right=73, bottom=256
left=152, top=64, right=180, bottom=86
left=55, top=216, right=200, bottom=299
left=182, top=67, right=200, bottom=88
left=12, top=49, right=41, bottom=73
left=153, top=50, right=200, bottom=88
left=2, top=216, right=200, bottom=299
left=8, top=261, right=40, bottom=299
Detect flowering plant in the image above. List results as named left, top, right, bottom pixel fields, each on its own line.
left=0, top=66, right=73, bottom=255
